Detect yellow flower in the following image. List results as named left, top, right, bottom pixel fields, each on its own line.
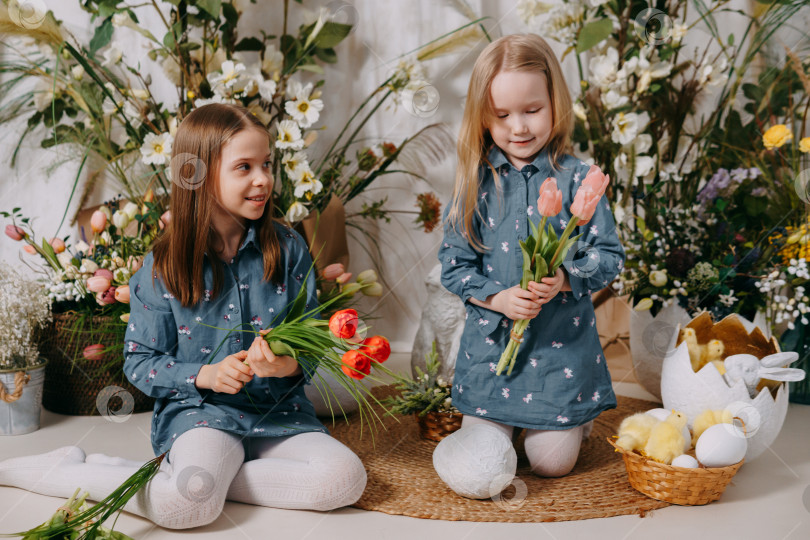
left=800, top=137, right=810, bottom=153
left=762, top=124, right=793, bottom=149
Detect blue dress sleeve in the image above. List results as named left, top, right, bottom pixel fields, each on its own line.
left=124, top=255, right=207, bottom=404
left=564, top=163, right=626, bottom=301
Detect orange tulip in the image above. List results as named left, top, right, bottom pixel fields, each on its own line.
left=581, top=164, right=609, bottom=198
left=87, top=275, right=112, bottom=293
left=341, top=349, right=371, bottom=380
left=570, top=185, right=601, bottom=225
left=536, top=177, right=562, bottom=217
left=90, top=210, right=107, bottom=233
left=49, top=238, right=66, bottom=253
left=329, top=309, right=358, bottom=339
left=359, top=335, right=391, bottom=363
left=115, top=285, right=130, bottom=304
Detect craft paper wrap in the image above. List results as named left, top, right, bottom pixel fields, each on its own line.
left=660, top=312, right=789, bottom=461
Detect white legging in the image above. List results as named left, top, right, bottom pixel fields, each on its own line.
left=460, top=414, right=590, bottom=477
left=0, top=428, right=367, bottom=530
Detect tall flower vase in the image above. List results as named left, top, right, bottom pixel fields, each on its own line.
left=296, top=195, right=350, bottom=273
left=0, top=362, right=47, bottom=435
left=779, top=322, right=810, bottom=404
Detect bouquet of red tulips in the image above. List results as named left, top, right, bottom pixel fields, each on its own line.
left=496, top=165, right=610, bottom=376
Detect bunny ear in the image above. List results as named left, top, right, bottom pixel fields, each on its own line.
left=760, top=351, right=800, bottom=368
left=758, top=367, right=806, bottom=382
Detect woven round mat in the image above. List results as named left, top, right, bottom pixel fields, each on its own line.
left=328, top=385, right=669, bottom=522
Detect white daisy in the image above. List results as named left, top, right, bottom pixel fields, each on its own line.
left=282, top=151, right=308, bottom=177
left=259, top=79, right=277, bottom=101
left=140, top=132, right=173, bottom=166
left=292, top=164, right=323, bottom=199
left=262, top=44, right=284, bottom=75
left=275, top=119, right=304, bottom=150
left=284, top=80, right=323, bottom=128
left=285, top=201, right=309, bottom=223
left=208, top=60, right=246, bottom=89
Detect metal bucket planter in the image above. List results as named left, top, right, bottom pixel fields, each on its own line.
left=0, top=362, right=47, bottom=435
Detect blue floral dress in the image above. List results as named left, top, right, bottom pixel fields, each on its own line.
left=124, top=222, right=327, bottom=456
left=439, top=146, right=626, bottom=430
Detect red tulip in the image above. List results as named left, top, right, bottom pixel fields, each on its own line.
left=49, top=237, right=66, bottom=253
left=360, top=335, right=391, bottom=363
left=115, top=285, right=130, bottom=304
left=4, top=224, right=24, bottom=241
left=581, top=164, right=609, bottom=198
left=329, top=309, right=358, bottom=339
left=83, top=344, right=105, bottom=361
left=322, top=263, right=345, bottom=281
left=90, top=210, right=107, bottom=233
left=96, top=287, right=117, bottom=305
left=87, top=275, right=112, bottom=293
left=341, top=349, right=371, bottom=380
left=570, top=185, right=601, bottom=225
left=536, top=177, right=562, bottom=217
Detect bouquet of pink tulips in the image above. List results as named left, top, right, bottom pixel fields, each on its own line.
left=495, top=165, right=609, bottom=376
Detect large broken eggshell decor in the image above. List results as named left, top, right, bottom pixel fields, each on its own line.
left=660, top=312, right=789, bottom=461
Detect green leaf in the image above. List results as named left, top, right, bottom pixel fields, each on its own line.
left=575, top=18, right=613, bottom=54
left=297, top=63, right=325, bottom=74
left=197, top=0, right=222, bottom=19
left=529, top=219, right=539, bottom=240
left=269, top=340, right=297, bottom=359
left=163, top=29, right=176, bottom=50
left=89, top=18, right=114, bottom=55
left=234, top=37, right=265, bottom=52
left=534, top=256, right=548, bottom=281
left=314, top=46, right=338, bottom=63
left=313, top=22, right=352, bottom=49
left=728, top=33, right=734, bottom=46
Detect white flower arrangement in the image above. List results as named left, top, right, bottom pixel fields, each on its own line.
left=0, top=263, right=51, bottom=370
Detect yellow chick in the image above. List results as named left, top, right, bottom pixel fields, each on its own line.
left=616, top=412, right=659, bottom=453
left=678, top=328, right=703, bottom=372
left=691, top=409, right=732, bottom=447
left=696, top=339, right=725, bottom=371
left=643, top=411, right=688, bottom=464
left=711, top=359, right=726, bottom=375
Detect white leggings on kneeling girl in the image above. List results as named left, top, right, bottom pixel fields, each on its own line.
left=461, top=414, right=591, bottom=477
left=0, top=428, right=367, bottom=530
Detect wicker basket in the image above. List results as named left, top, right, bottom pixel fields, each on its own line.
left=39, top=312, right=154, bottom=416
left=607, top=437, right=743, bottom=505
left=415, top=411, right=463, bottom=442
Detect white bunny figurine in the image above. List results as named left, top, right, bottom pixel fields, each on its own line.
left=723, top=351, right=805, bottom=397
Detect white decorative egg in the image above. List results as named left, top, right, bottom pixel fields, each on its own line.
left=671, top=454, right=699, bottom=468
left=695, top=423, right=747, bottom=468
left=433, top=424, right=517, bottom=499
left=645, top=408, right=691, bottom=452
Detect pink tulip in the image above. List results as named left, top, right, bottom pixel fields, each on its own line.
left=49, top=237, right=66, bottom=253
left=336, top=272, right=353, bottom=285
left=4, top=224, right=24, bottom=241
left=90, top=210, right=107, bottom=233
left=115, top=285, right=130, bottom=304
left=83, top=344, right=105, bottom=361
left=536, top=177, right=563, bottom=217
left=86, top=275, right=112, bottom=293
left=127, top=255, right=142, bottom=273
left=322, top=263, right=345, bottom=280
left=158, top=211, right=171, bottom=230
left=94, top=268, right=114, bottom=281
left=570, top=185, right=601, bottom=225
left=23, top=245, right=36, bottom=255
left=582, top=164, right=609, bottom=198
left=96, top=287, right=117, bottom=305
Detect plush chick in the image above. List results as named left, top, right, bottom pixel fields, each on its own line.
left=616, top=412, right=659, bottom=453
left=678, top=328, right=703, bottom=372
left=711, top=359, right=726, bottom=375
left=691, top=409, right=732, bottom=447
left=697, top=339, right=725, bottom=371
left=643, top=411, right=688, bottom=465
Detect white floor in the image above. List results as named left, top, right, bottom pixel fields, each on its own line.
left=1, top=353, right=809, bottom=540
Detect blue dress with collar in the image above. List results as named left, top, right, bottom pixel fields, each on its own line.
left=124, top=222, right=327, bottom=456
left=438, top=146, right=626, bottom=430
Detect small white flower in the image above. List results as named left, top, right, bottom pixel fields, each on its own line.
left=103, top=42, right=123, bottom=65
left=612, top=111, right=650, bottom=146
left=71, top=65, right=84, bottom=80
left=112, top=12, right=131, bottom=27
left=259, top=79, right=277, bottom=101
left=285, top=201, right=310, bottom=223
left=275, top=119, right=304, bottom=150
left=573, top=101, right=587, bottom=121
left=262, top=44, right=285, bottom=75
left=588, top=48, right=619, bottom=90
left=208, top=60, right=246, bottom=89
left=282, top=152, right=308, bottom=177
left=291, top=164, right=323, bottom=199
left=284, top=80, right=323, bottom=128
left=112, top=211, right=130, bottom=229
left=601, top=89, right=629, bottom=110
left=140, top=132, right=173, bottom=165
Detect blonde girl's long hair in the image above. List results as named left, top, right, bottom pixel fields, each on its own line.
left=152, top=103, right=281, bottom=307
left=447, top=34, right=574, bottom=252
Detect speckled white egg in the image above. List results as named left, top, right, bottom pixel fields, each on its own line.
left=696, top=423, right=747, bottom=468
left=433, top=424, right=517, bottom=499
left=646, top=408, right=691, bottom=452
left=671, top=454, right=699, bottom=468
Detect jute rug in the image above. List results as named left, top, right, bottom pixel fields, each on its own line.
left=328, top=385, right=669, bottom=522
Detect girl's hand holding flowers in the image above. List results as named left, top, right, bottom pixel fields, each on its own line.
left=197, top=352, right=254, bottom=394
left=246, top=328, right=302, bottom=378
left=528, top=266, right=570, bottom=306
left=490, top=285, right=542, bottom=321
